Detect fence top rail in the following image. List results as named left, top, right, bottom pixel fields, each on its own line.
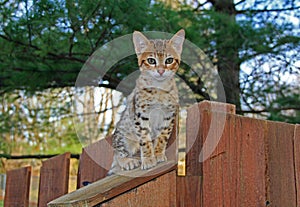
left=47, top=160, right=176, bottom=207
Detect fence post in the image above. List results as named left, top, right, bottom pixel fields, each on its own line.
left=294, top=124, right=300, bottom=206
left=77, top=136, right=113, bottom=188
left=265, top=121, right=296, bottom=206
left=176, top=101, right=235, bottom=207
left=38, top=152, right=70, bottom=207
left=4, top=166, right=31, bottom=207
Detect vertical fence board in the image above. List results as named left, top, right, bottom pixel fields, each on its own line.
left=77, top=136, right=113, bottom=188
left=4, top=166, right=31, bottom=207
left=266, top=122, right=296, bottom=206
left=202, top=112, right=234, bottom=207
left=224, top=114, right=240, bottom=207
left=38, top=152, right=70, bottom=207
left=294, top=124, right=300, bottom=206
left=185, top=101, right=235, bottom=176
left=202, top=109, right=222, bottom=207
left=180, top=103, right=203, bottom=207
left=184, top=101, right=235, bottom=207
left=235, top=117, right=266, bottom=206
left=176, top=176, right=202, bottom=207
left=202, top=114, right=267, bottom=207
left=186, top=103, right=202, bottom=176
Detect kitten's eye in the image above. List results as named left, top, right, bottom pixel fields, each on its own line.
left=165, top=57, right=174, bottom=64
left=147, top=58, right=156, bottom=65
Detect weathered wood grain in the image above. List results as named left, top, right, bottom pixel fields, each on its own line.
left=4, top=166, right=31, bottom=207
left=294, top=124, right=300, bottom=207
left=176, top=176, right=202, bottom=207
left=38, top=152, right=70, bottom=207
left=266, top=121, right=297, bottom=207
left=202, top=113, right=267, bottom=206
left=184, top=101, right=235, bottom=207
left=102, top=171, right=176, bottom=207
left=77, top=136, right=113, bottom=188
left=186, top=101, right=235, bottom=176
left=48, top=161, right=176, bottom=207
left=234, top=116, right=266, bottom=207
left=202, top=112, right=234, bottom=207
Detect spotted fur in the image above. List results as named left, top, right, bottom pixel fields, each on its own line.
left=107, top=30, right=185, bottom=175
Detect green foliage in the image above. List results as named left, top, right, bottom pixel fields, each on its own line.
left=0, top=0, right=299, bottom=156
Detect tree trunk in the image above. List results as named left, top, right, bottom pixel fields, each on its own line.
left=209, top=0, right=242, bottom=112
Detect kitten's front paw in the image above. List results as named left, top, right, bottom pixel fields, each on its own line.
left=119, top=158, right=140, bottom=171
left=156, top=153, right=167, bottom=163
left=141, top=157, right=157, bottom=170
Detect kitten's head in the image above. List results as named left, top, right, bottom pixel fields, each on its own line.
left=133, top=30, right=185, bottom=81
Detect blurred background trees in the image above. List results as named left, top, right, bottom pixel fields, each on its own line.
left=0, top=0, right=299, bottom=156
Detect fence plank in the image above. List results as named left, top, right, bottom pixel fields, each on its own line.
left=4, top=166, right=31, bottom=207
left=183, top=101, right=235, bottom=207
left=185, top=103, right=202, bottom=176
left=185, top=101, right=235, bottom=176
left=294, top=124, right=300, bottom=207
left=235, top=116, right=267, bottom=206
left=202, top=113, right=234, bottom=207
left=176, top=176, right=202, bottom=207
left=202, top=114, right=267, bottom=207
left=266, top=121, right=297, bottom=207
left=48, top=161, right=176, bottom=207
left=102, top=170, right=176, bottom=207
left=38, top=152, right=70, bottom=207
left=77, top=136, right=113, bottom=188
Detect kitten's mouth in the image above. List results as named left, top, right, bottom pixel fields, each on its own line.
left=153, top=74, right=168, bottom=81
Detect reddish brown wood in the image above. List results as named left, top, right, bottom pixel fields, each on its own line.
left=45, top=101, right=300, bottom=207
left=234, top=116, right=266, bottom=206
left=201, top=113, right=267, bottom=206
left=186, top=101, right=235, bottom=176
left=266, top=121, right=296, bottom=207
left=48, top=161, right=176, bottom=206
left=184, top=101, right=236, bottom=207
left=77, top=136, right=113, bottom=188
left=202, top=112, right=233, bottom=207
left=38, top=152, right=70, bottom=207
left=4, top=166, right=31, bottom=207
left=186, top=103, right=202, bottom=176
left=102, top=171, right=176, bottom=207
left=176, top=176, right=202, bottom=207
left=294, top=124, right=300, bottom=206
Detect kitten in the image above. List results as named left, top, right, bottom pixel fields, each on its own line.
left=108, top=29, right=185, bottom=175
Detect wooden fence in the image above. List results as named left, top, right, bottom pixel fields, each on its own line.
left=3, top=101, right=300, bottom=207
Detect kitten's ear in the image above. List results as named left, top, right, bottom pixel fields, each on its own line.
left=133, top=31, right=150, bottom=55
left=170, top=29, right=185, bottom=55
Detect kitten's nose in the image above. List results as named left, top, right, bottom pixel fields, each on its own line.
left=157, top=69, right=165, bottom=76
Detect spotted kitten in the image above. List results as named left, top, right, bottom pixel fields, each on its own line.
left=108, top=29, right=185, bottom=175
